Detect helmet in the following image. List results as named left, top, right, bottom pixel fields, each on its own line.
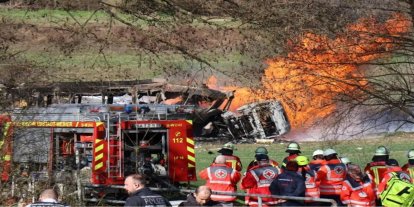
left=256, top=154, right=269, bottom=161
left=312, top=149, right=324, bottom=157
left=323, top=148, right=337, bottom=156
left=407, top=149, right=414, bottom=159
left=296, top=156, right=309, bottom=166
left=374, top=146, right=389, bottom=156
left=222, top=142, right=235, bottom=150
left=340, top=157, right=351, bottom=164
left=286, top=142, right=300, bottom=151
left=255, top=147, right=268, bottom=155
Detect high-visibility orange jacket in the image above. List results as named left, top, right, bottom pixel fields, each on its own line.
left=317, top=159, right=347, bottom=195
left=199, top=163, right=241, bottom=202
left=309, top=159, right=326, bottom=172
left=241, top=164, right=280, bottom=206
left=377, top=167, right=413, bottom=195
left=247, top=159, right=280, bottom=171
left=402, top=163, right=414, bottom=183
left=219, top=155, right=242, bottom=172
left=298, top=166, right=320, bottom=200
left=282, top=154, right=298, bottom=168
left=340, top=174, right=376, bottom=207
left=364, top=161, right=388, bottom=191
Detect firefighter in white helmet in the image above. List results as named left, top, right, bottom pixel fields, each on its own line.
left=309, top=149, right=326, bottom=172
left=364, top=145, right=391, bottom=205
left=215, top=142, right=242, bottom=171
left=316, top=149, right=347, bottom=206
left=402, top=149, right=414, bottom=181
left=281, top=142, right=301, bottom=169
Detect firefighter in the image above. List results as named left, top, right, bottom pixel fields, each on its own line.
left=199, top=155, right=241, bottom=205
left=402, top=149, right=414, bottom=180
left=241, top=154, right=280, bottom=206
left=269, top=160, right=305, bottom=206
left=123, top=174, right=171, bottom=207
left=281, top=142, right=301, bottom=169
left=216, top=142, right=242, bottom=172
left=247, top=146, right=280, bottom=171
left=295, top=155, right=320, bottom=206
left=378, top=159, right=414, bottom=207
left=317, top=148, right=347, bottom=206
left=377, top=159, right=413, bottom=195
left=26, top=189, right=68, bottom=207
left=364, top=146, right=390, bottom=196
left=340, top=164, right=376, bottom=207
left=340, top=157, right=352, bottom=170
left=309, top=149, right=325, bottom=172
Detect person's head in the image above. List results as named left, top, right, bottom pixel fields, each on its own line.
left=286, top=160, right=299, bottom=172
left=124, top=174, right=146, bottom=195
left=386, top=159, right=399, bottom=167
left=407, top=149, right=414, bottom=160
left=214, top=155, right=226, bottom=164
left=255, top=154, right=269, bottom=165
left=39, top=189, right=58, bottom=201
left=372, top=146, right=389, bottom=162
left=340, top=157, right=352, bottom=165
left=255, top=146, right=268, bottom=155
left=312, top=149, right=324, bottom=160
left=194, top=185, right=212, bottom=205
left=217, top=142, right=234, bottom=155
left=285, top=142, right=301, bottom=154
left=295, top=155, right=309, bottom=167
left=323, top=148, right=338, bottom=161
left=347, top=164, right=364, bottom=181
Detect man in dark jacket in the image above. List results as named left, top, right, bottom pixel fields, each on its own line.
left=269, top=160, right=305, bottom=206
left=124, top=174, right=171, bottom=207
left=179, top=186, right=221, bottom=206
left=26, top=189, right=68, bottom=207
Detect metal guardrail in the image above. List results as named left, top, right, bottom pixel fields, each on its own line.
left=82, top=185, right=337, bottom=206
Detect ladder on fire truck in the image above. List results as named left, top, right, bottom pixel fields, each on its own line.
left=105, top=112, right=123, bottom=179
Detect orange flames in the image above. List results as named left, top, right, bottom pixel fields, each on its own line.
left=208, top=13, right=411, bottom=128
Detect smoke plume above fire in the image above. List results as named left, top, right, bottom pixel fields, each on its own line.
left=208, top=13, right=411, bottom=129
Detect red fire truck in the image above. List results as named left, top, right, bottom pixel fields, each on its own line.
left=0, top=104, right=197, bottom=203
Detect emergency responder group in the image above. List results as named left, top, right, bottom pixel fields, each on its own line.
left=122, top=142, right=414, bottom=206
left=195, top=142, right=414, bottom=206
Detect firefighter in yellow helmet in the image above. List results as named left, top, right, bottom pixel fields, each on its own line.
left=402, top=149, right=414, bottom=182
left=296, top=156, right=320, bottom=205
left=281, top=141, right=301, bottom=169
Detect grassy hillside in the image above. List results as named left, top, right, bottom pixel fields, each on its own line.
left=0, top=7, right=252, bottom=82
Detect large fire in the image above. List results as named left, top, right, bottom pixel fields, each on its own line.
left=208, top=13, right=411, bottom=128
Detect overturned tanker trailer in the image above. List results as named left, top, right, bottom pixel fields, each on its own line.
left=4, top=78, right=290, bottom=141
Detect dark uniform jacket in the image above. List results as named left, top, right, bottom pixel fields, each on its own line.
left=27, top=199, right=69, bottom=207
left=125, top=187, right=171, bottom=207
left=269, top=171, right=306, bottom=206
left=178, top=193, right=221, bottom=206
